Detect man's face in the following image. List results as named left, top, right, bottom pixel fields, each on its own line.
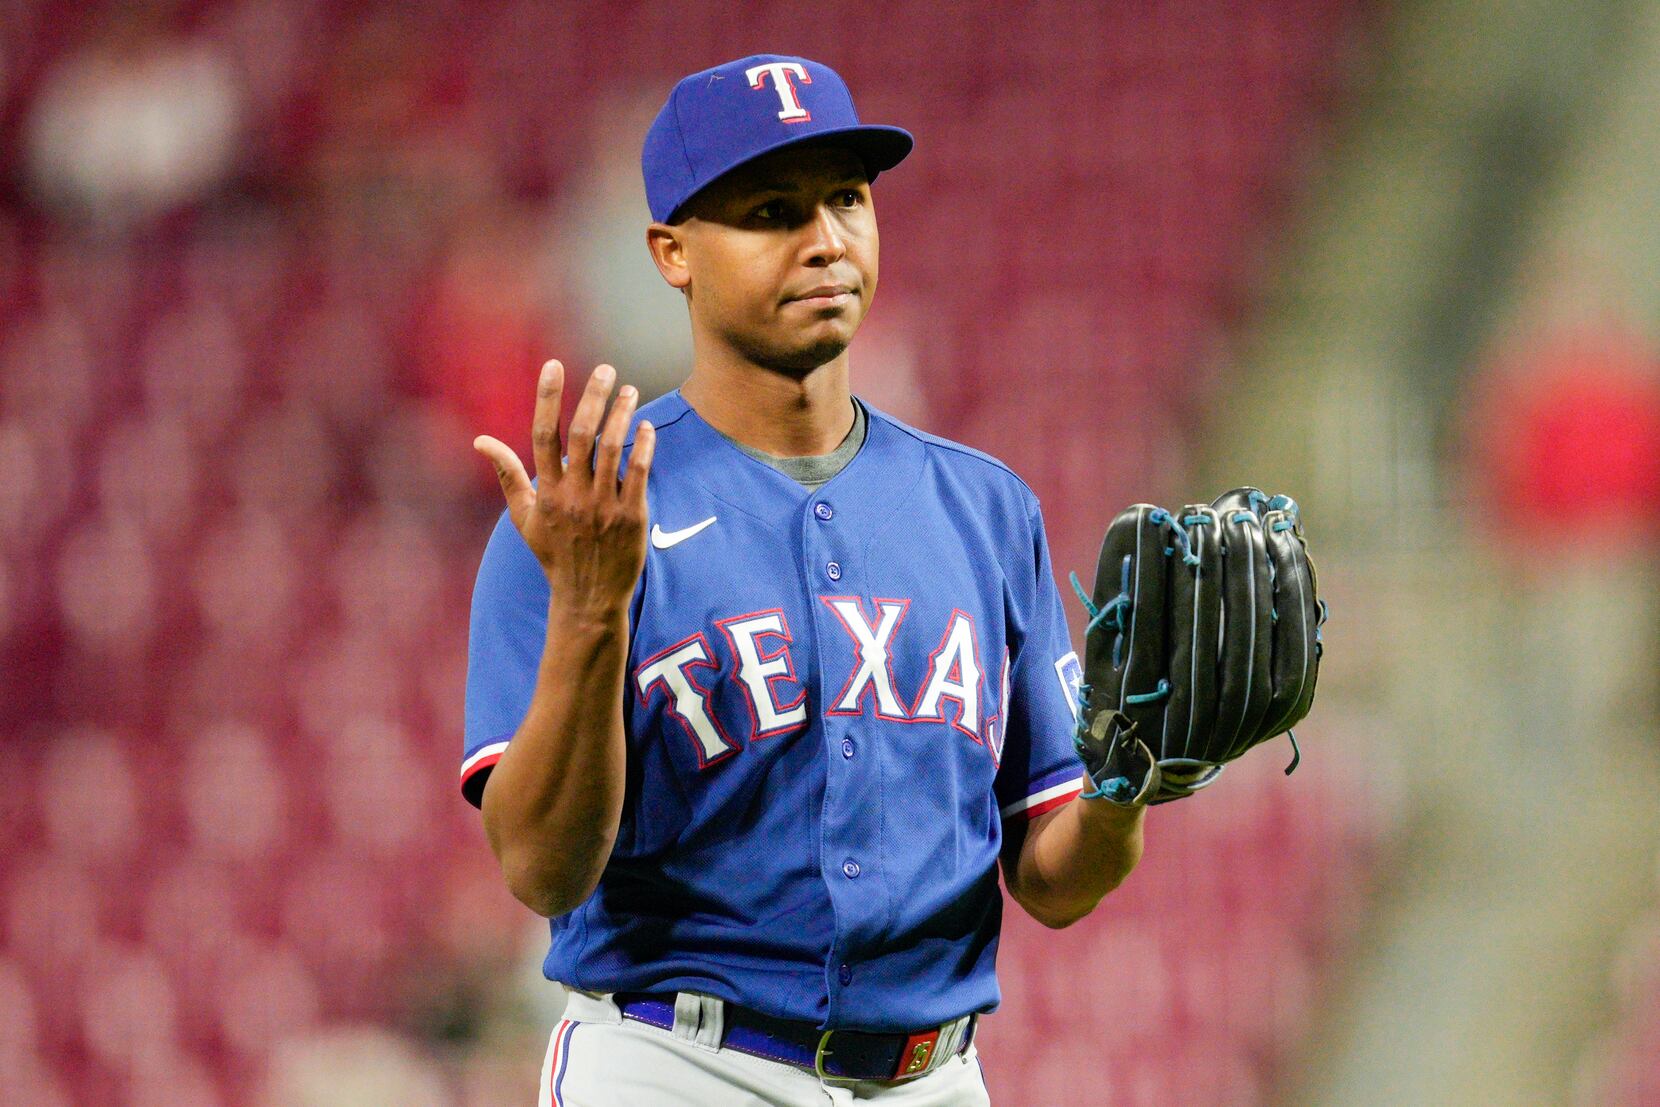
left=670, top=143, right=877, bottom=374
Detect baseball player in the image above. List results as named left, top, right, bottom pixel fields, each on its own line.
left=463, top=55, right=1150, bottom=1105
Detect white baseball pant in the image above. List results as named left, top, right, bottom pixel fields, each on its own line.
left=536, top=989, right=993, bottom=1106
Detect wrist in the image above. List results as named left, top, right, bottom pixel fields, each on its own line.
left=546, top=597, right=631, bottom=636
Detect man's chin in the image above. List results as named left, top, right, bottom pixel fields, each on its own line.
left=748, top=328, right=856, bottom=376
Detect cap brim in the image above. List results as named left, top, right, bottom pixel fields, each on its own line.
left=668, top=124, right=914, bottom=222
left=808, top=123, right=914, bottom=176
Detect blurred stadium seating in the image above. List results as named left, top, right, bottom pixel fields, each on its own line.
left=0, top=1, right=1377, bottom=1102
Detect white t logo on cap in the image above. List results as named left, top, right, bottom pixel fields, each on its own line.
left=746, top=61, right=813, bottom=123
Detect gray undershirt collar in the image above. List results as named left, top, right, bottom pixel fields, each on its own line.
left=718, top=399, right=868, bottom=491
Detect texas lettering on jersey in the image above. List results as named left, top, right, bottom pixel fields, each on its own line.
left=636, top=599, right=1006, bottom=768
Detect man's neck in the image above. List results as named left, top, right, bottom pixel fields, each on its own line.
left=680, top=346, right=856, bottom=457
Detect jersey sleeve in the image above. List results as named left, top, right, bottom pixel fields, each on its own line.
left=993, top=500, right=1088, bottom=822
left=461, top=507, right=551, bottom=808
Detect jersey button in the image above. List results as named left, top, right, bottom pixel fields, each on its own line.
left=826, top=561, right=842, bottom=581
left=814, top=502, right=834, bottom=521
left=838, top=963, right=853, bottom=986
left=841, top=737, right=855, bottom=759
left=841, top=859, right=861, bottom=879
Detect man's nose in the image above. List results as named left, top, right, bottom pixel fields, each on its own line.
left=801, top=205, right=847, bottom=266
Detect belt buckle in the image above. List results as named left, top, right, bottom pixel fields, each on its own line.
left=812, top=1030, right=860, bottom=1087
left=812, top=1025, right=951, bottom=1087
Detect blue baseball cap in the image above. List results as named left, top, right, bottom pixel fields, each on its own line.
left=642, top=55, right=913, bottom=224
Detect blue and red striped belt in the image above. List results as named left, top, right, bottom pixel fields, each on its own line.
left=612, top=991, right=977, bottom=1084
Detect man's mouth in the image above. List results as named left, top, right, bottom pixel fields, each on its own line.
left=787, top=284, right=855, bottom=307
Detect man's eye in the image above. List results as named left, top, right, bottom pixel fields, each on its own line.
left=836, top=190, right=862, bottom=207
left=754, top=201, right=784, bottom=220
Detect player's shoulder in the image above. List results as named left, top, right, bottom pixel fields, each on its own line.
left=865, top=402, right=1041, bottom=512
left=627, top=389, right=698, bottom=444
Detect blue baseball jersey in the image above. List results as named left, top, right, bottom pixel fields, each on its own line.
left=461, top=391, right=1086, bottom=1032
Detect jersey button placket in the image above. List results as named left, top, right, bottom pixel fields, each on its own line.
left=805, top=496, right=862, bottom=1022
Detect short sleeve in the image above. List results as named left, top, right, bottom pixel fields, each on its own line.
left=461, top=508, right=551, bottom=808
left=993, top=501, right=1088, bottom=822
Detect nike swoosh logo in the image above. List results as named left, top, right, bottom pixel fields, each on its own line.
left=650, top=516, right=717, bottom=550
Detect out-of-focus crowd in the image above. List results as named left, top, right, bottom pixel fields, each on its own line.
left=0, top=2, right=1378, bottom=1103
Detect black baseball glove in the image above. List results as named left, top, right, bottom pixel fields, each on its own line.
left=1071, top=488, right=1326, bottom=805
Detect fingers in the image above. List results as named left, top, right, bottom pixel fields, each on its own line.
left=1261, top=509, right=1321, bottom=736
left=496, top=357, right=642, bottom=513
left=473, top=434, right=535, bottom=520
left=564, top=364, right=616, bottom=483
left=1167, top=504, right=1222, bottom=762
left=593, top=383, right=638, bottom=491
left=621, top=419, right=655, bottom=508
left=1212, top=506, right=1274, bottom=760
left=530, top=359, right=565, bottom=484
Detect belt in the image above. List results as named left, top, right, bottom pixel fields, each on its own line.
left=612, top=991, right=976, bottom=1084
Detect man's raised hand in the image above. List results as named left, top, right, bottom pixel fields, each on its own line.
left=472, top=359, right=656, bottom=617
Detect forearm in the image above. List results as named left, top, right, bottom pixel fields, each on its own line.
left=1009, top=777, right=1146, bottom=928
left=481, top=602, right=630, bottom=916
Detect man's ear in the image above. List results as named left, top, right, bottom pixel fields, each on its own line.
left=646, top=223, right=691, bottom=291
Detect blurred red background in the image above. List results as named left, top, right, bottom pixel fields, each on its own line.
left=0, top=2, right=1385, bottom=1103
